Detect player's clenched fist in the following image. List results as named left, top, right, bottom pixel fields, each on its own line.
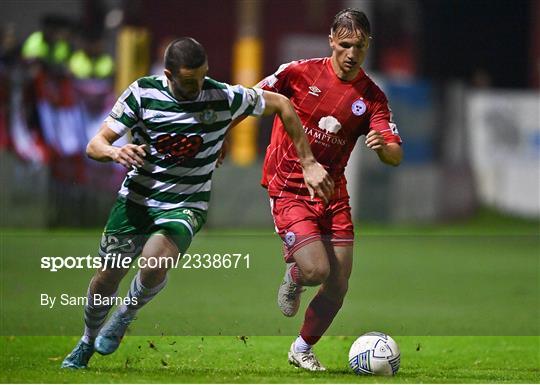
left=302, top=161, right=335, bottom=204
left=112, top=144, right=147, bottom=168
left=365, top=130, right=385, bottom=150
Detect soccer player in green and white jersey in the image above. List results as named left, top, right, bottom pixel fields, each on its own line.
left=61, top=37, right=334, bottom=369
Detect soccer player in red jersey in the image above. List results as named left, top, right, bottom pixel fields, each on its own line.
left=258, top=9, right=403, bottom=371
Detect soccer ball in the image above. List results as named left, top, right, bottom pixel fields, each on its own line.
left=348, top=332, right=400, bottom=376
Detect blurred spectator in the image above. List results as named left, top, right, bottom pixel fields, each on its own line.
left=0, top=24, right=19, bottom=150
left=376, top=0, right=419, bottom=79
left=68, top=29, right=114, bottom=80
left=19, top=15, right=78, bottom=159
left=21, top=15, right=72, bottom=70
left=8, top=15, right=122, bottom=226
left=68, top=28, right=116, bottom=155
left=0, top=23, right=18, bottom=67
left=11, top=14, right=118, bottom=173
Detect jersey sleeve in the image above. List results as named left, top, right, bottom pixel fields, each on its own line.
left=226, top=84, right=266, bottom=120
left=369, top=94, right=402, bottom=144
left=104, top=80, right=141, bottom=136
left=257, top=61, right=296, bottom=96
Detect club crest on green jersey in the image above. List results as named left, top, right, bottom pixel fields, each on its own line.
left=199, top=107, right=217, bottom=125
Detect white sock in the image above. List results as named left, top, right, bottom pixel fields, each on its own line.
left=118, top=271, right=168, bottom=317
left=83, top=290, right=117, bottom=344
left=293, top=335, right=312, bottom=353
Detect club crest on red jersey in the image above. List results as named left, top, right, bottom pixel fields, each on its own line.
left=285, top=231, right=296, bottom=247
left=352, top=99, right=367, bottom=116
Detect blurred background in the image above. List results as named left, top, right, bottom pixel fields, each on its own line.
left=1, top=0, right=539, bottom=228
left=1, top=0, right=538, bottom=339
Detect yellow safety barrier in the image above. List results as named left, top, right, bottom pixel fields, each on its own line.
left=231, top=36, right=262, bottom=166
left=115, top=27, right=150, bottom=96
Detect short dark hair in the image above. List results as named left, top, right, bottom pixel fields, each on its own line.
left=164, top=37, right=207, bottom=72
left=331, top=8, right=371, bottom=39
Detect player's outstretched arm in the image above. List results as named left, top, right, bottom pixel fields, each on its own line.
left=86, top=123, right=147, bottom=168
left=365, top=130, right=403, bottom=166
left=261, top=90, right=335, bottom=202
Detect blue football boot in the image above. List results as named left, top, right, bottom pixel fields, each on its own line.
left=61, top=339, right=94, bottom=369
left=94, top=311, right=136, bottom=355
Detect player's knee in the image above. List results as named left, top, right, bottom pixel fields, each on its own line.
left=302, top=265, right=330, bottom=285
left=139, top=268, right=168, bottom=288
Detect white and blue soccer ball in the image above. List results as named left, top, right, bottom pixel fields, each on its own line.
left=348, top=332, right=401, bottom=376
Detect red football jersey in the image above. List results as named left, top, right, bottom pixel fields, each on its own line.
left=259, top=57, right=402, bottom=200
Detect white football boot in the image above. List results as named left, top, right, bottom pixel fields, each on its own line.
left=288, top=342, right=326, bottom=371
left=277, top=263, right=305, bottom=317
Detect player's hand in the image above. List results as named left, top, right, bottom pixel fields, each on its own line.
left=112, top=144, right=147, bottom=168
left=365, top=130, right=386, bottom=150
left=302, top=161, right=334, bottom=204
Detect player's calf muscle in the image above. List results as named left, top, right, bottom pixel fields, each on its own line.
left=321, top=278, right=349, bottom=301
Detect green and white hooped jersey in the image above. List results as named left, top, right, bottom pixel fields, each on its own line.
left=105, top=75, right=265, bottom=211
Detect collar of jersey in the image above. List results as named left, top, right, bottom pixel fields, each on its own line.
left=158, top=75, right=204, bottom=103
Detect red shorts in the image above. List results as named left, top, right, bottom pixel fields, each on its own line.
left=270, top=196, right=354, bottom=262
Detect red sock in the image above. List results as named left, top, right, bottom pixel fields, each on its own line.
left=300, top=291, right=343, bottom=345
left=290, top=263, right=302, bottom=284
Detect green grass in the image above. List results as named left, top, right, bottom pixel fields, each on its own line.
left=1, top=231, right=537, bottom=336
left=1, top=336, right=539, bottom=383
left=1, top=210, right=539, bottom=382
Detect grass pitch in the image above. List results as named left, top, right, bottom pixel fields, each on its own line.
left=1, top=336, right=539, bottom=383
left=1, top=210, right=539, bottom=382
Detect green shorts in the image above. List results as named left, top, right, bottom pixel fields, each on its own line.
left=98, top=196, right=206, bottom=261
